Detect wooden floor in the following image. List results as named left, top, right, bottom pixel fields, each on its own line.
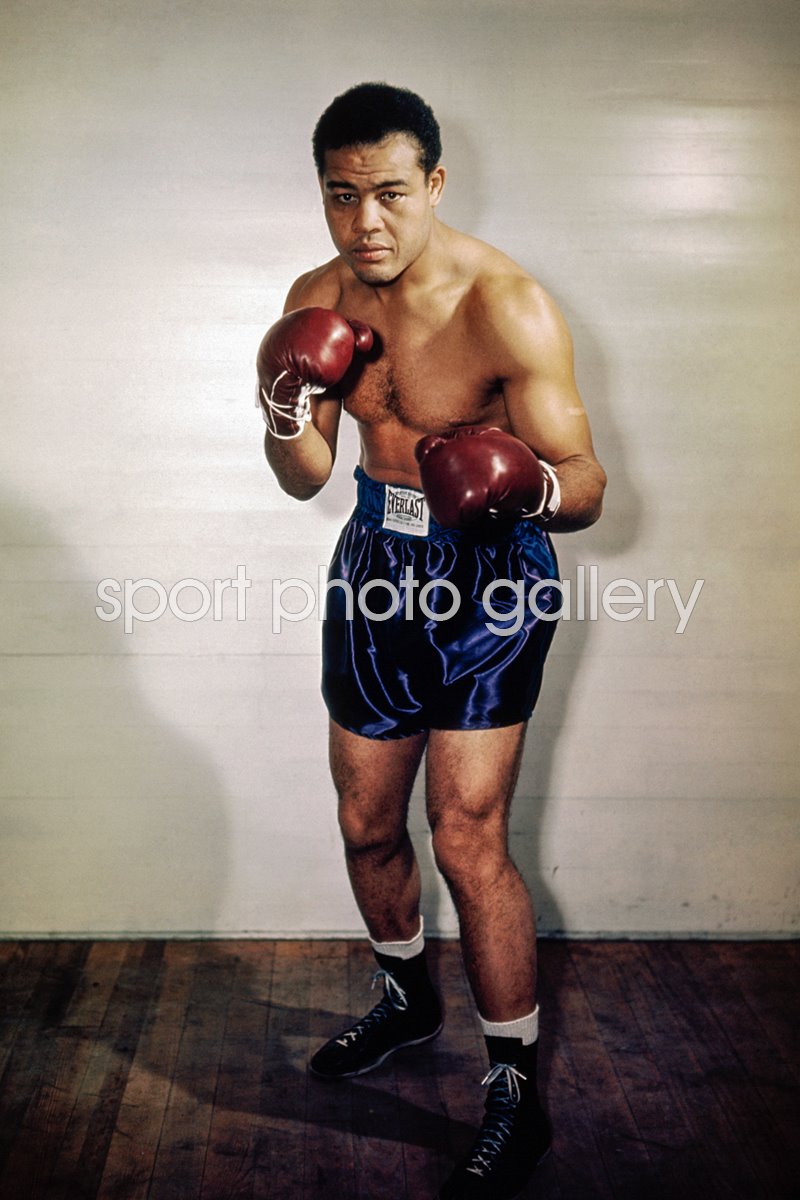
left=0, top=940, right=797, bottom=1200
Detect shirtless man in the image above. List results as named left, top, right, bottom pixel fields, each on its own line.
left=258, top=83, right=606, bottom=1200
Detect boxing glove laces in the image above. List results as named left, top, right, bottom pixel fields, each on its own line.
left=257, top=306, right=373, bottom=439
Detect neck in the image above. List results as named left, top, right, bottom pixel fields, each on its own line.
left=360, top=219, right=452, bottom=305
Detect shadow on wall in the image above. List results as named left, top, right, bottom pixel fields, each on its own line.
left=514, top=302, right=641, bottom=937
left=0, top=490, right=231, bottom=937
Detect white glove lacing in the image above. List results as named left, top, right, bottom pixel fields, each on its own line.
left=256, top=371, right=325, bottom=440
left=523, top=460, right=561, bottom=522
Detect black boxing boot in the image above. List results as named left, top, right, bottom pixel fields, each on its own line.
left=309, top=945, right=443, bottom=1079
left=438, top=1035, right=551, bottom=1200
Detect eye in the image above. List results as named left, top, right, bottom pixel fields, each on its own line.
left=332, top=192, right=355, bottom=205
left=381, top=192, right=403, bottom=202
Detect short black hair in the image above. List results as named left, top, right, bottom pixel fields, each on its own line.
left=313, top=82, right=442, bottom=177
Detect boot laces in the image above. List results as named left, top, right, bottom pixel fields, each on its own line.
left=334, top=970, right=408, bottom=1047
left=465, top=1063, right=527, bottom=1178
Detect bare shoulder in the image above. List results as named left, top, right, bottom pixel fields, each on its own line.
left=464, top=245, right=571, bottom=360
left=437, top=230, right=571, bottom=376
left=283, top=258, right=345, bottom=313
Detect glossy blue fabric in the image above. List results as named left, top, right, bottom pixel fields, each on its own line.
left=322, top=468, right=560, bottom=739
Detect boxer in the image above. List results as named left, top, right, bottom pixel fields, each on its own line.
left=257, top=83, right=606, bottom=1200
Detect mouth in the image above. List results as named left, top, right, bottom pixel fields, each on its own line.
left=351, top=245, right=391, bottom=262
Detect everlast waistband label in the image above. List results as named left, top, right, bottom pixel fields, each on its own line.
left=383, top=484, right=430, bottom=536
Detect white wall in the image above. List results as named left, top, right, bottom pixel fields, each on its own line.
left=1, top=0, right=797, bottom=937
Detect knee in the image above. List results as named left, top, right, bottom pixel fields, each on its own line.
left=430, top=813, right=508, bottom=891
left=338, top=798, right=404, bottom=860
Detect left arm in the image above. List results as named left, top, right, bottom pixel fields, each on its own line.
left=488, top=277, right=607, bottom=532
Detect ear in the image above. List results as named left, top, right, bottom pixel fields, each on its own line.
left=428, top=165, right=446, bottom=208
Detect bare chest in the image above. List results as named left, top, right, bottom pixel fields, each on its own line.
left=340, top=320, right=504, bottom=434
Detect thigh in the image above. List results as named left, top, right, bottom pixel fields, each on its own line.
left=425, top=723, right=528, bottom=829
left=329, top=719, right=428, bottom=832
left=322, top=518, right=432, bottom=741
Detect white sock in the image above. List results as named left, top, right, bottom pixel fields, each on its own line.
left=370, top=917, right=425, bottom=961
left=479, top=1004, right=539, bottom=1046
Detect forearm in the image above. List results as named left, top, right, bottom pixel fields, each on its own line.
left=544, top=454, right=606, bottom=532
left=263, top=423, right=334, bottom=500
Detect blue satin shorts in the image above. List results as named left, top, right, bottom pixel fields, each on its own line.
left=321, top=467, right=560, bottom=739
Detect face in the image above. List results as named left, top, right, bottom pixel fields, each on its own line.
left=319, top=134, right=445, bottom=285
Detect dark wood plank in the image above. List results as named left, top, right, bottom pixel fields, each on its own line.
left=97, top=940, right=197, bottom=1200
left=304, top=939, right=356, bottom=1197
left=699, top=942, right=800, bottom=1153
left=0, top=941, right=91, bottom=1192
left=609, top=940, right=736, bottom=1199
left=0, top=942, right=54, bottom=1078
left=0, top=942, right=128, bottom=1200
left=62, top=941, right=130, bottom=1029
left=573, top=941, right=708, bottom=1199
left=45, top=941, right=164, bottom=1200
left=560, top=942, right=661, bottom=1198
left=199, top=940, right=276, bottom=1200
left=0, top=1028, right=94, bottom=1198
left=147, top=942, right=237, bottom=1200
left=638, top=941, right=766, bottom=1199
left=535, top=939, right=614, bottom=1200
left=0, top=941, right=22, bottom=970
left=675, top=941, right=799, bottom=1199
left=715, top=941, right=800, bottom=1079
left=253, top=940, right=311, bottom=1199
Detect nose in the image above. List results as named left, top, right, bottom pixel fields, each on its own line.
left=351, top=197, right=383, bottom=237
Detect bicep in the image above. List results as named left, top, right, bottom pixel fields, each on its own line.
left=505, top=373, right=597, bottom=466
left=501, top=294, right=599, bottom=467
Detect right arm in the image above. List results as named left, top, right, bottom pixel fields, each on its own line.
left=259, top=273, right=366, bottom=501
left=262, top=388, right=342, bottom=501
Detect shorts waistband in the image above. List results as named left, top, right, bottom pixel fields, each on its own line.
left=352, top=466, right=446, bottom=539
left=353, top=465, right=419, bottom=514
left=351, top=465, right=547, bottom=545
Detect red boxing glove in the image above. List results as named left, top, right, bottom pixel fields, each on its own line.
left=257, top=307, right=373, bottom=439
left=415, top=425, right=559, bottom=528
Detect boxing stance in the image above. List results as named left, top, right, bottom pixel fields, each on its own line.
left=258, top=84, right=606, bottom=1200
